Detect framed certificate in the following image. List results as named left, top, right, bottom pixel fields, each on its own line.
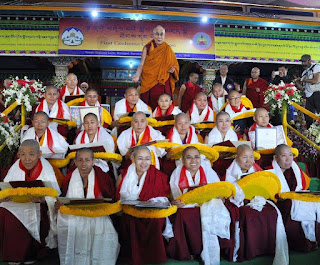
left=255, top=127, right=277, bottom=150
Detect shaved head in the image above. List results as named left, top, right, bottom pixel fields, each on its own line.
left=20, top=139, right=40, bottom=153
left=33, top=111, right=49, bottom=122
left=274, top=144, right=291, bottom=156
left=153, top=25, right=165, bottom=34
left=236, top=144, right=253, bottom=156
left=228, top=90, right=240, bottom=99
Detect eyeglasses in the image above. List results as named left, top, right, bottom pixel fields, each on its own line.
left=154, top=32, right=164, bottom=37
left=87, top=95, right=98, bottom=99
left=158, top=99, right=170, bottom=102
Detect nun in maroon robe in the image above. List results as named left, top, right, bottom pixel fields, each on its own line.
left=116, top=146, right=170, bottom=265
left=0, top=140, right=61, bottom=264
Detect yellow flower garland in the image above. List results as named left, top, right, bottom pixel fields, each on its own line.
left=150, top=142, right=179, bottom=150
left=193, top=123, right=215, bottom=130
left=122, top=204, right=177, bottom=218
left=48, top=152, right=123, bottom=168
left=237, top=171, right=281, bottom=201
left=151, top=120, right=175, bottom=127
left=279, top=192, right=320, bottom=202
left=231, top=111, right=255, bottom=121
left=0, top=187, right=58, bottom=203
left=51, top=119, right=77, bottom=127
left=240, top=96, right=254, bottom=109
left=59, top=201, right=122, bottom=217
left=212, top=146, right=261, bottom=160
left=66, top=97, right=85, bottom=107
left=170, top=144, right=219, bottom=162
left=256, top=147, right=298, bottom=157
left=177, top=182, right=236, bottom=205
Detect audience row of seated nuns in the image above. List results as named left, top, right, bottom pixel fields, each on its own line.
left=1, top=139, right=318, bottom=265
left=1, top=76, right=319, bottom=265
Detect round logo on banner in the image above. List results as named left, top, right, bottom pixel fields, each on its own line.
left=192, top=32, right=212, bottom=51
left=61, top=27, right=84, bottom=46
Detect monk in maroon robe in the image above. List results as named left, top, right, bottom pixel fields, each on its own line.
left=178, top=73, right=202, bottom=113
left=132, top=25, right=179, bottom=110
left=242, top=67, right=268, bottom=108
left=116, top=146, right=170, bottom=265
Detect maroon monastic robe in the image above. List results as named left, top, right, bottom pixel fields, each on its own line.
left=0, top=161, right=50, bottom=263
left=117, top=165, right=170, bottom=265
left=245, top=77, right=268, bottom=108
left=62, top=166, right=115, bottom=201
left=275, top=167, right=320, bottom=252
left=181, top=81, right=202, bottom=113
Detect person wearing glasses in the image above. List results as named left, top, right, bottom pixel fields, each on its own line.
left=59, top=73, right=84, bottom=102
left=132, top=25, right=179, bottom=110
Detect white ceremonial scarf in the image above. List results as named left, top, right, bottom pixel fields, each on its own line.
left=225, top=160, right=256, bottom=183
left=167, top=125, right=198, bottom=145
left=152, top=106, right=182, bottom=117
left=1, top=158, right=60, bottom=243
left=117, top=125, right=165, bottom=169
left=75, top=127, right=115, bottom=172
left=119, top=164, right=148, bottom=201
left=61, top=86, right=84, bottom=101
left=207, top=126, right=238, bottom=146
left=113, top=98, right=152, bottom=121
left=271, top=160, right=303, bottom=193
left=272, top=160, right=320, bottom=244
left=36, top=99, right=71, bottom=120
left=225, top=160, right=289, bottom=264
left=209, top=92, right=228, bottom=113
left=225, top=103, right=247, bottom=116
left=66, top=168, right=96, bottom=199
left=58, top=168, right=120, bottom=265
left=170, top=164, right=220, bottom=200
left=189, top=103, right=214, bottom=124
left=21, top=127, right=69, bottom=159
left=170, top=164, right=231, bottom=265
left=201, top=198, right=231, bottom=265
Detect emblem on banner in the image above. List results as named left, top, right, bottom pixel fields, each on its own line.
left=192, top=32, right=212, bottom=51
left=61, top=27, right=84, bottom=46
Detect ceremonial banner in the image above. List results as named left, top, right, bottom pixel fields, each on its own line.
left=215, top=24, right=320, bottom=63
left=0, top=21, right=59, bottom=55
left=58, top=18, right=215, bottom=59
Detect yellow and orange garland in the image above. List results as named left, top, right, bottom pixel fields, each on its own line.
left=118, top=116, right=158, bottom=126
left=177, top=182, right=236, bottom=205
left=59, top=201, right=122, bottom=217
left=279, top=192, right=320, bottom=202
left=237, top=171, right=281, bottom=201
left=122, top=204, right=177, bottom=218
left=0, top=187, right=58, bottom=203
left=170, top=144, right=220, bottom=162
left=193, top=123, right=215, bottom=130
left=48, top=152, right=123, bottom=168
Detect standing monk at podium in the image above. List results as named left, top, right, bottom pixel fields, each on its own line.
left=132, top=25, right=179, bottom=110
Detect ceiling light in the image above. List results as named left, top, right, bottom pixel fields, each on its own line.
left=91, top=10, right=98, bottom=18
left=201, top=16, right=208, bottom=23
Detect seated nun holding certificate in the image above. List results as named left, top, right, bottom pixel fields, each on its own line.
left=116, top=146, right=171, bottom=265
left=57, top=148, right=119, bottom=265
